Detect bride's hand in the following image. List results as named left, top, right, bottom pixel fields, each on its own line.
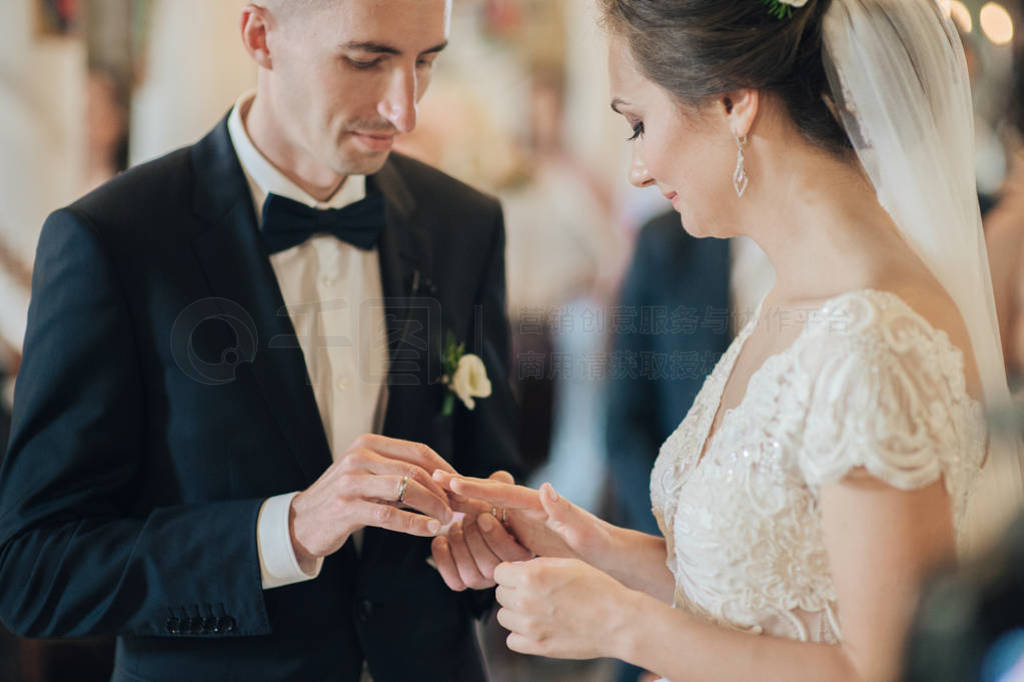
left=493, top=557, right=639, bottom=661
left=432, top=472, right=615, bottom=566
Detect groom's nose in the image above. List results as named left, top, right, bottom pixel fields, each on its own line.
left=378, top=68, right=418, bottom=133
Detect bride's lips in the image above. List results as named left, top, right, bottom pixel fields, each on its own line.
left=351, top=132, right=396, bottom=152
left=664, top=191, right=679, bottom=208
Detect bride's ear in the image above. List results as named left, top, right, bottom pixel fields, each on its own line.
left=719, top=89, right=760, bottom=140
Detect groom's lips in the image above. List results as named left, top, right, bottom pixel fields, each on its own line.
left=351, top=132, right=396, bottom=152
left=664, top=191, right=679, bottom=208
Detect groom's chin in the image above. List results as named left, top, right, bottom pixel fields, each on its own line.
left=332, top=152, right=393, bottom=178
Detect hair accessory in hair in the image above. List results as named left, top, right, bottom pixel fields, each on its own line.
left=761, top=0, right=808, bottom=19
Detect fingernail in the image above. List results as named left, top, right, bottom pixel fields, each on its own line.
left=545, top=483, right=560, bottom=502
left=428, top=520, right=441, bottom=534
left=432, top=470, right=445, bottom=481
left=478, top=513, right=494, bottom=532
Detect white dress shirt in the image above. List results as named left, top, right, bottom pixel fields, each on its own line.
left=227, top=92, right=389, bottom=589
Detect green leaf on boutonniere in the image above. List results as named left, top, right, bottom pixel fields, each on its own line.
left=439, top=331, right=466, bottom=416
left=441, top=391, right=455, bottom=418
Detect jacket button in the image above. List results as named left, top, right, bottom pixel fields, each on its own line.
left=218, top=616, right=236, bottom=633
left=357, top=600, right=373, bottom=622
left=202, top=617, right=217, bottom=634
left=189, top=617, right=203, bottom=635
left=165, top=617, right=180, bottom=634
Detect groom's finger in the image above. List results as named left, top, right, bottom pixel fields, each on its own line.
left=489, top=470, right=515, bottom=484
left=463, top=516, right=500, bottom=580
left=349, top=449, right=448, bottom=501
left=352, top=500, right=442, bottom=537
left=447, top=522, right=490, bottom=589
left=477, top=513, right=533, bottom=562
left=351, top=434, right=456, bottom=475
left=347, top=474, right=452, bottom=524
left=431, top=537, right=468, bottom=592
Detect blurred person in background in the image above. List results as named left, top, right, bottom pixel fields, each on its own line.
left=985, top=9, right=1024, bottom=387
left=503, top=64, right=629, bottom=512
left=83, top=65, right=131, bottom=192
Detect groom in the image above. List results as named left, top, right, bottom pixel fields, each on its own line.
left=0, top=1, right=521, bottom=680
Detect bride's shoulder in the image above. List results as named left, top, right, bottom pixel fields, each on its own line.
left=801, top=283, right=982, bottom=401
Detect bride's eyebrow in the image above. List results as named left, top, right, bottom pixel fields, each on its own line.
left=610, top=97, right=631, bottom=114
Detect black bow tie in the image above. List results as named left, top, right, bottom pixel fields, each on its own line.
left=260, top=192, right=385, bottom=255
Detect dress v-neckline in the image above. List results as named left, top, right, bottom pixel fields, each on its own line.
left=691, top=295, right=769, bottom=472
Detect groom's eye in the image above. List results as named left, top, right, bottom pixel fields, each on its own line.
left=627, top=121, right=645, bottom=142
left=346, top=57, right=383, bottom=70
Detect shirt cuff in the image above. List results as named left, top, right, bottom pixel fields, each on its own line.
left=257, top=492, right=323, bottom=590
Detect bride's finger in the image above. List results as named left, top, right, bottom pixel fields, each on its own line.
left=434, top=473, right=542, bottom=510
left=496, top=607, right=532, bottom=636
left=538, top=483, right=584, bottom=534
left=446, top=491, right=493, bottom=516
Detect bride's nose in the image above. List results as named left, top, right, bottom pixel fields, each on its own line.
left=629, top=155, right=655, bottom=188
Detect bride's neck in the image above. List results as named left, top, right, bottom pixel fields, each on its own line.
left=739, top=144, right=906, bottom=307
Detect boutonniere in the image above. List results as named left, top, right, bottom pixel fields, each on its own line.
left=440, top=331, right=492, bottom=416
left=762, top=0, right=807, bottom=19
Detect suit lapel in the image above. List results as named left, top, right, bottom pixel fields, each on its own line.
left=369, top=159, right=438, bottom=437
left=188, top=118, right=332, bottom=485
left=360, top=159, right=444, bottom=569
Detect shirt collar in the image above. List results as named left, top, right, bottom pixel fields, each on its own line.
left=227, top=91, right=366, bottom=224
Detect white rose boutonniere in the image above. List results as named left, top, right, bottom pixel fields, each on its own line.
left=762, top=0, right=807, bottom=19
left=440, top=331, right=492, bottom=416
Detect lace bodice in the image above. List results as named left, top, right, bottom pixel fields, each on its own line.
left=650, top=290, right=986, bottom=643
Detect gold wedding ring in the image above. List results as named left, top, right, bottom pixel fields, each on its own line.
left=489, top=506, right=509, bottom=526
left=396, top=475, right=410, bottom=504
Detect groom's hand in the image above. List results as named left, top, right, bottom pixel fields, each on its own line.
left=289, top=434, right=455, bottom=570
left=430, top=471, right=533, bottom=591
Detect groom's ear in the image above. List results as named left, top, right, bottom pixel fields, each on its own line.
left=241, top=4, right=275, bottom=70
left=719, top=89, right=760, bottom=139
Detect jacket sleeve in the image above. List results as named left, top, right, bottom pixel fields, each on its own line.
left=0, top=208, right=270, bottom=639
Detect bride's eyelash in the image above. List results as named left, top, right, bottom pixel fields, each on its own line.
left=627, top=121, right=645, bottom=142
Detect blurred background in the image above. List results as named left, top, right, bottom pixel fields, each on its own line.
left=1, top=0, right=1023, bottom=680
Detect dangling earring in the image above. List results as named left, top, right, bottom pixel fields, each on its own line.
left=732, top=132, right=749, bottom=198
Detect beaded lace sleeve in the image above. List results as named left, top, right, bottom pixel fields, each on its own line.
left=794, top=293, right=985, bottom=520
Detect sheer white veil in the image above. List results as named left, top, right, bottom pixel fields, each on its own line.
left=820, top=0, right=1024, bottom=555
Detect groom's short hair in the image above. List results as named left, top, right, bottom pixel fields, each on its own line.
left=262, top=0, right=335, bottom=19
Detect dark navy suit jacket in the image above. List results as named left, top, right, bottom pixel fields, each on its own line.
left=605, top=211, right=732, bottom=534
left=0, top=117, right=520, bottom=681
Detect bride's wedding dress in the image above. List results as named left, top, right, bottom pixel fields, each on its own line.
left=650, top=289, right=987, bottom=643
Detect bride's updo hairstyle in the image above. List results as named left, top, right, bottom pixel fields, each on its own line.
left=599, top=0, right=853, bottom=156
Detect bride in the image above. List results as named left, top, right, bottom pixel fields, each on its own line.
left=429, top=0, right=1024, bottom=680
